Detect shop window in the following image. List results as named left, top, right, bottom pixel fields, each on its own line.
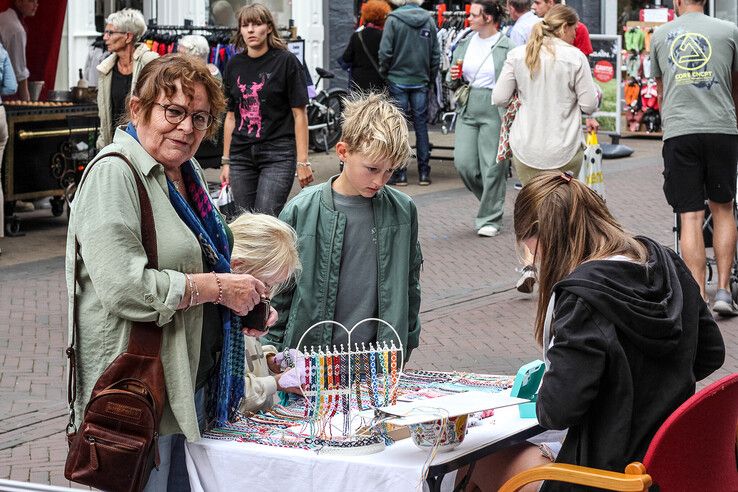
left=95, top=0, right=145, bottom=32
left=715, top=0, right=738, bottom=24
left=210, top=0, right=291, bottom=30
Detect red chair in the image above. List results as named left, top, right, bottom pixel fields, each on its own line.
left=499, top=373, right=738, bottom=492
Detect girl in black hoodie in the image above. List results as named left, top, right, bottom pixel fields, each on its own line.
left=463, top=171, right=725, bottom=492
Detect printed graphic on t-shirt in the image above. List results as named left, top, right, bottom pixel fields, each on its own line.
left=667, top=30, right=716, bottom=88
left=236, top=73, right=267, bottom=138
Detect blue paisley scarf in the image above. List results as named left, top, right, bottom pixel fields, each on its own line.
left=125, top=123, right=244, bottom=426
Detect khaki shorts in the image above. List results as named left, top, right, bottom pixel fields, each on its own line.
left=512, top=148, right=584, bottom=186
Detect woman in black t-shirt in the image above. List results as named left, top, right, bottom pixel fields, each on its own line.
left=220, top=4, right=312, bottom=216
left=339, top=0, right=389, bottom=93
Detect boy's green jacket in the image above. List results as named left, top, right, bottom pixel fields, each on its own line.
left=266, top=178, right=423, bottom=361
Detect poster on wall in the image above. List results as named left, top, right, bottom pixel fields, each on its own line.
left=288, top=39, right=305, bottom=65
left=589, top=35, right=622, bottom=135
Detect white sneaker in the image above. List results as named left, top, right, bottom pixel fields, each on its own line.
left=477, top=225, right=500, bottom=237
left=516, top=266, right=537, bottom=293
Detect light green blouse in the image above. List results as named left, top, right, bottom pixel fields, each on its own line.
left=65, top=128, right=208, bottom=441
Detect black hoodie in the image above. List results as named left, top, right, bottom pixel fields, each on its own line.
left=537, top=237, right=725, bottom=492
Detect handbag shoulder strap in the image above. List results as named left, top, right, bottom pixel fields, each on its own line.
left=357, top=28, right=385, bottom=80
left=467, top=35, right=504, bottom=86
left=66, top=151, right=160, bottom=428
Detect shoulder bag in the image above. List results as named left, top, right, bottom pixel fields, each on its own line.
left=64, top=152, right=166, bottom=492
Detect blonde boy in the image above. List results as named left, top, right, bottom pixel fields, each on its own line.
left=268, top=93, right=423, bottom=360
left=229, top=213, right=304, bottom=413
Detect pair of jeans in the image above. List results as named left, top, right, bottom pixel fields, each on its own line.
left=388, top=83, right=431, bottom=175
left=142, top=434, right=189, bottom=492
left=141, top=387, right=207, bottom=491
left=229, top=136, right=296, bottom=216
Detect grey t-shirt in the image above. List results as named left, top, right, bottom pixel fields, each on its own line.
left=651, top=12, right=738, bottom=140
left=331, top=190, right=378, bottom=349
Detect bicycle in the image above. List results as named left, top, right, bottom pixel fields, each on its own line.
left=307, top=67, right=348, bottom=153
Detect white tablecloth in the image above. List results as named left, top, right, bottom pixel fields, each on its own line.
left=185, top=406, right=539, bottom=492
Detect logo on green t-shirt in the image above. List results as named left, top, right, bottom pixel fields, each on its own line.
left=670, top=33, right=713, bottom=85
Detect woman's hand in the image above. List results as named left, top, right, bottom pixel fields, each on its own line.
left=266, top=306, right=278, bottom=328
left=296, top=164, right=314, bottom=188
left=449, top=64, right=462, bottom=81
left=585, top=118, right=600, bottom=133
left=243, top=327, right=268, bottom=338
left=220, top=273, right=267, bottom=315
left=219, top=163, right=230, bottom=186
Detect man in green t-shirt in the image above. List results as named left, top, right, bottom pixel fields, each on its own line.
left=651, top=0, right=738, bottom=315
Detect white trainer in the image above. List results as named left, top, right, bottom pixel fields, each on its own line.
left=477, top=225, right=500, bottom=237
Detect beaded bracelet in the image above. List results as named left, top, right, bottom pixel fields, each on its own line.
left=296, top=161, right=312, bottom=168
left=212, top=272, right=223, bottom=304
left=308, top=435, right=382, bottom=448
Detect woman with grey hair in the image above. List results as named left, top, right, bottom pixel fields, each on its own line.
left=177, top=34, right=221, bottom=80
left=96, top=8, right=158, bottom=148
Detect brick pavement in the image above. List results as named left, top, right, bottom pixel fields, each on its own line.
left=0, top=135, right=736, bottom=487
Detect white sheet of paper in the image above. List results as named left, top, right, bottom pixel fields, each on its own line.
left=378, top=391, right=528, bottom=426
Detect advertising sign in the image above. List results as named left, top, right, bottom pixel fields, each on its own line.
left=589, top=35, right=622, bottom=135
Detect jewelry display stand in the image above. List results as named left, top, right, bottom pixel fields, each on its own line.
left=291, top=318, right=405, bottom=453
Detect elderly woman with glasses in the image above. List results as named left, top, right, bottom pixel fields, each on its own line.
left=66, top=53, right=273, bottom=489
left=96, top=8, right=159, bottom=149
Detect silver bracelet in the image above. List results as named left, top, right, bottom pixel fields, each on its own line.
left=296, top=161, right=312, bottom=168
left=185, top=274, right=195, bottom=310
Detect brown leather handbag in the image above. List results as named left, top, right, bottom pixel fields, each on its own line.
left=64, top=153, right=166, bottom=492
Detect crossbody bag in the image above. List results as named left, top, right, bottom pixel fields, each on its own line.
left=64, top=152, right=166, bottom=492
left=357, top=28, right=385, bottom=80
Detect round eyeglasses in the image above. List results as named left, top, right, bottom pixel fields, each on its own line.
left=156, top=103, right=215, bottom=131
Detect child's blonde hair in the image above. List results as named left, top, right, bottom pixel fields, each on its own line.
left=229, top=213, right=301, bottom=295
left=340, top=92, right=413, bottom=170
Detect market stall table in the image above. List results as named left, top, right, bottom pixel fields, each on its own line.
left=185, top=371, right=543, bottom=492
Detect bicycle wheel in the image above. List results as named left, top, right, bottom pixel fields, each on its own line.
left=309, top=90, right=346, bottom=152
left=322, top=91, right=346, bottom=150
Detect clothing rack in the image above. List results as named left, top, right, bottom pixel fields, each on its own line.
left=146, top=19, right=236, bottom=33
left=141, top=22, right=237, bottom=74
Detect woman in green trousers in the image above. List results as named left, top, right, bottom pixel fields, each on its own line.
left=449, top=0, right=513, bottom=237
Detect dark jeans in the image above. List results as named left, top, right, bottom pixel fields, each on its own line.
left=229, top=137, right=297, bottom=216
left=388, top=82, right=431, bottom=175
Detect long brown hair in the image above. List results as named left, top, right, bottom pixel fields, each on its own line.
left=514, top=172, right=648, bottom=345
left=233, top=3, right=286, bottom=52
left=524, top=4, right=578, bottom=76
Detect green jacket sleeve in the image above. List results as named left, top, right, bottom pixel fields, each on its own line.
left=406, top=201, right=423, bottom=360
left=73, top=158, right=186, bottom=326
left=265, top=204, right=299, bottom=349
